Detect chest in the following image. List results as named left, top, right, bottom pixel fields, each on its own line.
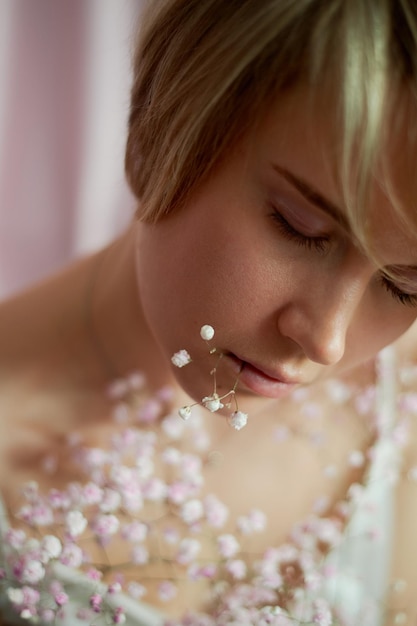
left=0, top=378, right=375, bottom=620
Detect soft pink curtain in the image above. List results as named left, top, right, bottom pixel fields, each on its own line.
left=0, top=0, right=141, bottom=297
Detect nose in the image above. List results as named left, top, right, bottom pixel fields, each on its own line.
left=278, top=259, right=371, bottom=366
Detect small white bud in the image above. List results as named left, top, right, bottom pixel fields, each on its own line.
left=229, top=411, right=248, bottom=430
left=171, top=350, right=191, bottom=368
left=200, top=325, right=215, bottom=341
left=202, top=394, right=224, bottom=412
left=179, top=406, right=192, bottom=420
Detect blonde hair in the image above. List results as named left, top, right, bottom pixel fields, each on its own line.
left=125, top=0, right=417, bottom=257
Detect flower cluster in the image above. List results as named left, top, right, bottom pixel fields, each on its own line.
left=0, top=347, right=408, bottom=625
left=171, top=325, right=248, bottom=430
left=0, top=368, right=358, bottom=626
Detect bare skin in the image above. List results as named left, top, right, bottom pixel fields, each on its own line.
left=0, top=228, right=382, bottom=617
left=2, top=88, right=417, bottom=618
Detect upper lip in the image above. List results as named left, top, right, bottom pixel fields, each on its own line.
left=231, top=353, right=304, bottom=386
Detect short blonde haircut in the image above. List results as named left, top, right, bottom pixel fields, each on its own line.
left=125, top=0, right=417, bottom=257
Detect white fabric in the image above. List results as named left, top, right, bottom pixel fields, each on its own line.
left=322, top=346, right=397, bottom=625
left=0, top=497, right=164, bottom=626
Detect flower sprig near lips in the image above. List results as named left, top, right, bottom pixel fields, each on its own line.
left=171, top=325, right=248, bottom=429
left=171, top=349, right=191, bottom=368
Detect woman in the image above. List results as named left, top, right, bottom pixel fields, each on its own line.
left=1, top=1, right=417, bottom=624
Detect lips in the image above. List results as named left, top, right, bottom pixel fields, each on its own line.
left=227, top=353, right=300, bottom=399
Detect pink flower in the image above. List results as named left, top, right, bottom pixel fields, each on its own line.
left=110, top=465, right=134, bottom=486
left=127, top=582, right=146, bottom=599
left=108, top=582, right=122, bottom=594
left=180, top=499, right=204, bottom=524
left=237, top=509, right=267, bottom=534
left=5, top=528, right=26, bottom=549
left=122, top=521, right=148, bottom=543
left=131, top=545, right=149, bottom=565
left=176, top=538, right=201, bottom=565
left=113, top=606, right=127, bottom=624
left=48, top=489, right=70, bottom=510
left=180, top=454, right=202, bottom=476
left=163, top=527, right=180, bottom=545
left=127, top=371, right=146, bottom=390
left=204, top=495, right=229, bottom=528
left=162, top=447, right=182, bottom=465
left=54, top=591, right=69, bottom=607
left=312, top=598, right=332, bottom=626
left=217, top=534, right=240, bottom=558
left=82, top=482, right=103, bottom=505
left=86, top=568, right=103, bottom=581
left=168, top=481, right=192, bottom=505
left=138, top=399, right=161, bottom=423
left=60, top=543, right=83, bottom=568
left=90, top=593, right=103, bottom=613
left=107, top=378, right=129, bottom=400
left=22, top=586, right=40, bottom=606
left=18, top=503, right=54, bottom=527
left=162, top=415, right=186, bottom=439
left=40, top=608, right=56, bottom=622
left=143, top=477, right=167, bottom=501
left=187, top=563, right=218, bottom=581
left=21, top=559, right=45, bottom=584
left=100, top=488, right=122, bottom=513
left=93, top=514, right=120, bottom=538
left=225, top=559, right=247, bottom=580
left=158, top=581, right=177, bottom=602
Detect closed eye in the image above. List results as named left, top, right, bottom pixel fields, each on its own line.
left=269, top=206, right=330, bottom=254
left=379, top=275, right=417, bottom=307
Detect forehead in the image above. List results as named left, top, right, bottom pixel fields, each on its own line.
left=245, top=85, right=417, bottom=268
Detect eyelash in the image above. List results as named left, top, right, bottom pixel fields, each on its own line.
left=270, top=206, right=417, bottom=308
left=379, top=276, right=417, bottom=307
left=269, top=206, right=329, bottom=254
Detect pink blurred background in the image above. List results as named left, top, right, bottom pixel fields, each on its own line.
left=0, top=0, right=142, bottom=297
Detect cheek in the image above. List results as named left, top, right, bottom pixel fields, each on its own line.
left=345, top=307, right=417, bottom=369
left=136, top=211, right=292, bottom=361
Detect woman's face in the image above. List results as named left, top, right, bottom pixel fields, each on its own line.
left=135, top=87, right=417, bottom=409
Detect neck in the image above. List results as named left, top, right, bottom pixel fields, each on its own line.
left=0, top=226, right=177, bottom=404
left=89, top=226, right=176, bottom=393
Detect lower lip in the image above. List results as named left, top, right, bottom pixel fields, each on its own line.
left=227, top=355, right=297, bottom=399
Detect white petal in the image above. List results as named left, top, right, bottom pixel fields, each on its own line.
left=200, top=325, right=215, bottom=341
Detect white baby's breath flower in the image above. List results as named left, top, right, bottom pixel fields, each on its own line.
left=200, top=325, right=215, bottom=341
left=21, top=559, right=45, bottom=584
left=217, top=534, right=240, bottom=558
left=180, top=498, right=204, bottom=524
left=7, top=588, right=24, bottom=605
left=171, top=350, right=191, bottom=368
left=179, top=406, right=192, bottom=421
left=65, top=510, right=88, bottom=537
left=229, top=411, right=248, bottom=430
left=202, top=394, right=224, bottom=412
left=41, top=535, right=62, bottom=560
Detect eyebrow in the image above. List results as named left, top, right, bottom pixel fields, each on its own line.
left=272, top=163, right=351, bottom=231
